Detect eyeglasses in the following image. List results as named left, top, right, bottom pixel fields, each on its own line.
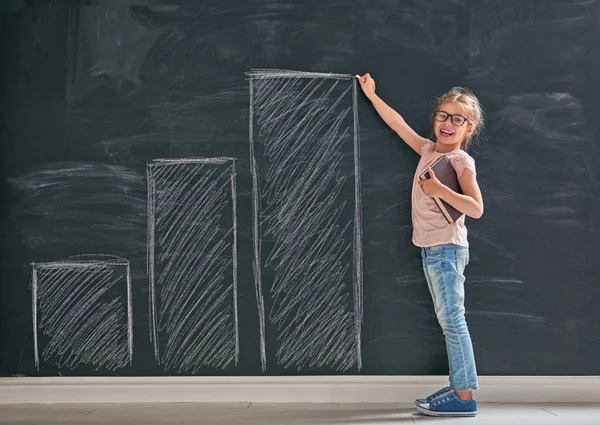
left=434, top=111, right=469, bottom=126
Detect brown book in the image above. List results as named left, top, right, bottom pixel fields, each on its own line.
left=419, top=155, right=464, bottom=224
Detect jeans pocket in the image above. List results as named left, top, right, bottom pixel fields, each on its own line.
left=428, top=245, right=443, bottom=254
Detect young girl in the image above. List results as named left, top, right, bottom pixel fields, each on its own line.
left=358, top=73, right=484, bottom=418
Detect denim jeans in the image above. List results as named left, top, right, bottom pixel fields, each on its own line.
left=421, top=244, right=479, bottom=392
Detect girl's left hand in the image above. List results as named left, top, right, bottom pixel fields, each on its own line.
left=418, top=167, right=446, bottom=197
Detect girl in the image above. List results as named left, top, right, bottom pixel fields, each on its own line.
left=358, top=73, right=484, bottom=418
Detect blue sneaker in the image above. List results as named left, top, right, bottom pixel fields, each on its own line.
left=414, top=386, right=452, bottom=406
left=416, top=391, right=477, bottom=417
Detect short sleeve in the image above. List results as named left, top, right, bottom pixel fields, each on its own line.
left=421, top=141, right=436, bottom=155
left=450, top=152, right=476, bottom=178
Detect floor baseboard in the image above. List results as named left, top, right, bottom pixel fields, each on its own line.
left=1, top=376, right=598, bottom=404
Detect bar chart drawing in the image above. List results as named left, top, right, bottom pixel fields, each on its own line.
left=247, top=69, right=363, bottom=372
left=147, top=157, right=239, bottom=373
left=31, top=256, right=133, bottom=371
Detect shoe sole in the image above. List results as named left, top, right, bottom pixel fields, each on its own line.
left=416, top=404, right=477, bottom=417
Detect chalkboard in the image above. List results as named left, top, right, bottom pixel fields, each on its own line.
left=1, top=1, right=599, bottom=377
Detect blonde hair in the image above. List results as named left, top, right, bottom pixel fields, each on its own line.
left=433, top=87, right=484, bottom=151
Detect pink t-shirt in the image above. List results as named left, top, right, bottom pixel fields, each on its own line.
left=411, top=141, right=477, bottom=248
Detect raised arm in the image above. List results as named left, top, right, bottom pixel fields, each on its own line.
left=358, top=73, right=429, bottom=155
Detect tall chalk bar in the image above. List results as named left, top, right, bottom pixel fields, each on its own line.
left=31, top=256, right=133, bottom=372
left=247, top=70, right=363, bottom=372
left=147, top=158, right=239, bottom=373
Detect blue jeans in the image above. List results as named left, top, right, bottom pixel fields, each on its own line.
left=421, top=244, right=479, bottom=392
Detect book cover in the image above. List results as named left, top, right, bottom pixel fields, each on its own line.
left=419, top=155, right=464, bottom=224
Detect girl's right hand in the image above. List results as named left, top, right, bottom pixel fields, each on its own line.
left=358, top=73, right=376, bottom=99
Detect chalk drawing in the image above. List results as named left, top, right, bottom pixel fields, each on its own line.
left=247, top=69, right=363, bottom=372
left=147, top=157, right=238, bottom=372
left=31, top=255, right=132, bottom=371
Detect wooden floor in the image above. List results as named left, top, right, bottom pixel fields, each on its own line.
left=1, top=402, right=600, bottom=424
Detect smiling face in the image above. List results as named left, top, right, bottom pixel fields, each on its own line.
left=433, top=101, right=475, bottom=151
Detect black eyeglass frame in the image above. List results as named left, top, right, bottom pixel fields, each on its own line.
left=433, top=110, right=470, bottom=126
